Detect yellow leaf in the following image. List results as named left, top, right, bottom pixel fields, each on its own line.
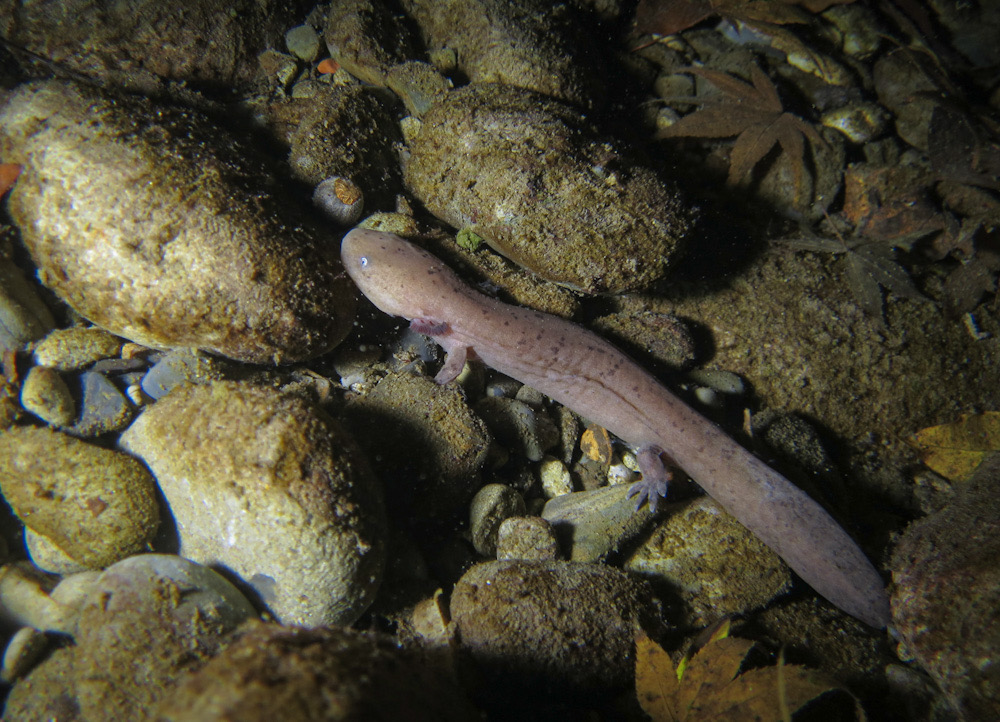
left=634, top=631, right=864, bottom=722
left=635, top=631, right=681, bottom=721
left=911, top=412, right=1000, bottom=481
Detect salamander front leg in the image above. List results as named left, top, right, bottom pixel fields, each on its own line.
left=627, top=445, right=671, bottom=513
left=410, top=318, right=469, bottom=385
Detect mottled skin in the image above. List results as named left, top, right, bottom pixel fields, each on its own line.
left=341, top=228, right=890, bottom=628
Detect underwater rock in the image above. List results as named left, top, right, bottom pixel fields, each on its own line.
left=155, top=621, right=479, bottom=721
left=0, top=80, right=356, bottom=364
left=401, top=0, right=606, bottom=108
left=0, top=427, right=160, bottom=572
left=404, top=83, right=694, bottom=294
left=891, top=454, right=1000, bottom=720
left=120, top=381, right=386, bottom=627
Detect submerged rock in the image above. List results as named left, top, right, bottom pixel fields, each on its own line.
left=0, top=427, right=160, bottom=572
left=891, top=454, right=1000, bottom=719
left=120, top=381, right=386, bottom=627
left=401, top=0, right=606, bottom=108
left=156, top=621, right=479, bottom=721
left=0, top=80, right=357, bottom=364
left=404, top=84, right=694, bottom=294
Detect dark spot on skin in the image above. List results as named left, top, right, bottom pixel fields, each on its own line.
left=536, top=333, right=543, bottom=340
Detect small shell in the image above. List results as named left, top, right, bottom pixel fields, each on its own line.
left=312, top=176, right=364, bottom=225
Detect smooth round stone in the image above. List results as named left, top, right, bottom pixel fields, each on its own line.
left=469, top=484, right=526, bottom=557
left=404, top=83, right=694, bottom=294
left=0, top=80, right=357, bottom=364
left=19, top=366, right=75, bottom=426
left=0, top=427, right=160, bottom=571
left=32, top=326, right=123, bottom=371
left=119, top=381, right=387, bottom=627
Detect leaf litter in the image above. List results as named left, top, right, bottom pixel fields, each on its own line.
left=658, top=64, right=827, bottom=200
left=635, top=619, right=865, bottom=721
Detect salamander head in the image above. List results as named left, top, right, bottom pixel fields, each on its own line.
left=340, top=228, right=460, bottom=321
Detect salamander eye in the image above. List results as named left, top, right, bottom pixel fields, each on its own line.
left=359, top=256, right=369, bottom=268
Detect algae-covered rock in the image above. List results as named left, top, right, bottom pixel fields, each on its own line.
left=156, top=621, right=478, bottom=721
left=0, top=80, right=356, bottom=364
left=0, top=0, right=300, bottom=96
left=120, top=381, right=386, bottom=627
left=449, top=560, right=662, bottom=701
left=401, top=0, right=606, bottom=108
left=0, top=427, right=160, bottom=570
left=404, top=84, right=694, bottom=294
left=288, top=84, right=406, bottom=210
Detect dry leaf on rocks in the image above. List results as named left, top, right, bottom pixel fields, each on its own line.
left=635, top=625, right=863, bottom=721
left=659, top=64, right=827, bottom=198
left=910, top=412, right=1000, bottom=482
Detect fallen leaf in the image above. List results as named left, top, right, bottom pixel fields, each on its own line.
left=633, top=0, right=854, bottom=38
left=660, top=64, right=826, bottom=200
left=911, top=412, right=1000, bottom=482
left=635, top=629, right=862, bottom=722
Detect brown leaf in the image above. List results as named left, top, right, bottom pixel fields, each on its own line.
left=635, top=631, right=863, bottom=722
left=660, top=64, right=825, bottom=196
left=634, top=0, right=856, bottom=37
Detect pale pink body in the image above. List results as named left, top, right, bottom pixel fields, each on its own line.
left=341, top=228, right=890, bottom=628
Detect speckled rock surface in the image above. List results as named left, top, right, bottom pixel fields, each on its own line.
left=662, top=244, right=1000, bottom=507
left=0, top=427, right=160, bottom=572
left=2, top=554, right=257, bottom=722
left=324, top=0, right=423, bottom=87
left=449, top=560, right=662, bottom=702
left=404, top=83, right=694, bottom=294
left=119, top=381, right=386, bottom=627
left=155, top=621, right=479, bottom=721
left=345, top=370, right=492, bottom=525
left=625, top=496, right=793, bottom=627
left=32, top=327, right=123, bottom=371
left=0, top=80, right=356, bottom=364
left=890, top=454, right=1000, bottom=720
left=0, top=238, right=55, bottom=354
left=401, top=0, right=605, bottom=108
left=0, top=0, right=304, bottom=97
left=288, top=84, right=405, bottom=210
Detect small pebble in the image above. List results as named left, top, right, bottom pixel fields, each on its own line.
left=20, top=365, right=76, bottom=426
left=539, top=456, right=573, bottom=498
left=469, top=484, right=526, bottom=557
left=32, top=326, right=122, bottom=371
left=285, top=24, right=321, bottom=62
left=0, top=562, right=69, bottom=633
left=71, top=370, right=134, bottom=437
left=1, top=627, right=49, bottom=683
left=541, top=485, right=655, bottom=562
left=496, top=516, right=559, bottom=561
left=140, top=350, right=225, bottom=400
left=476, top=396, right=558, bottom=462
left=0, top=255, right=56, bottom=353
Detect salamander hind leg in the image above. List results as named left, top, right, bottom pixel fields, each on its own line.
left=627, top=445, right=671, bottom=513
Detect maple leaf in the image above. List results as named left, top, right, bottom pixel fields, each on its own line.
left=634, top=0, right=854, bottom=38
left=780, top=214, right=937, bottom=325
left=635, top=626, right=864, bottom=721
left=659, top=64, right=827, bottom=199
